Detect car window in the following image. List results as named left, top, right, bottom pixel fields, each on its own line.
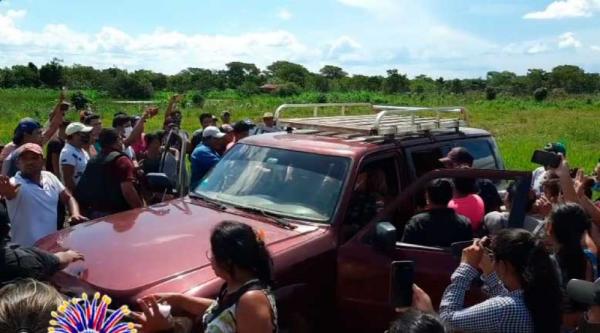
left=195, top=144, right=350, bottom=223
left=453, top=139, right=499, bottom=170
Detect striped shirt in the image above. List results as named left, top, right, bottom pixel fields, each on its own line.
left=439, top=263, right=534, bottom=333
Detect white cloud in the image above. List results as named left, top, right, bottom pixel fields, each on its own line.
left=0, top=9, right=320, bottom=74
left=277, top=8, right=292, bottom=20
left=558, top=32, right=582, bottom=48
left=591, top=45, right=600, bottom=51
left=527, top=43, right=550, bottom=54
left=523, top=0, right=600, bottom=19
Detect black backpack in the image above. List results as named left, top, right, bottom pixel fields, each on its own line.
left=75, top=151, right=130, bottom=214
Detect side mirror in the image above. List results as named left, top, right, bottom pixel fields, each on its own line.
left=146, top=173, right=173, bottom=193
left=374, top=222, right=396, bottom=252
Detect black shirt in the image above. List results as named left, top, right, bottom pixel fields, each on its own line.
left=1, top=240, right=60, bottom=283
left=401, top=208, right=473, bottom=247
left=477, top=179, right=502, bottom=214
left=46, top=137, right=65, bottom=175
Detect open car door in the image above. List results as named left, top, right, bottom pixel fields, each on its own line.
left=335, top=169, right=531, bottom=333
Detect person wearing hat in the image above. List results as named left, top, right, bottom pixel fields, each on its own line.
left=532, top=142, right=567, bottom=196
left=226, top=120, right=255, bottom=152
left=0, top=143, right=87, bottom=246
left=254, top=112, right=282, bottom=135
left=190, top=126, right=227, bottom=189
left=439, top=147, right=503, bottom=225
left=59, top=122, right=93, bottom=193
left=0, top=92, right=67, bottom=174
left=190, top=113, right=215, bottom=151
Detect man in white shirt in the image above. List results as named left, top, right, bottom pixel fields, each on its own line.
left=531, top=142, right=566, bottom=196
left=0, top=143, right=87, bottom=246
left=60, top=122, right=92, bottom=192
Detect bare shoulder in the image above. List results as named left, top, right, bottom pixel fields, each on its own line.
left=238, top=290, right=271, bottom=308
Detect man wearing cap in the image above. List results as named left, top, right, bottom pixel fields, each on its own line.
left=532, top=142, right=566, bottom=196
left=0, top=143, right=87, bottom=246
left=254, top=112, right=282, bottom=134
left=440, top=147, right=503, bottom=217
left=190, top=126, right=227, bottom=189
left=0, top=93, right=66, bottom=173
left=226, top=120, right=255, bottom=152
left=60, top=122, right=92, bottom=193
left=190, top=113, right=215, bottom=151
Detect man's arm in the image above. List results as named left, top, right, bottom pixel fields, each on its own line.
left=42, top=93, right=66, bottom=145
left=121, top=181, right=143, bottom=209
left=61, top=164, right=76, bottom=193
left=163, top=94, right=181, bottom=125
left=124, top=108, right=156, bottom=147
left=59, top=189, right=87, bottom=224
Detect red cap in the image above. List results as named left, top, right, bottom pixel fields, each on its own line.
left=15, top=143, right=44, bottom=158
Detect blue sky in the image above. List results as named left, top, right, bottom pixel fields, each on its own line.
left=1, top=0, right=599, bottom=78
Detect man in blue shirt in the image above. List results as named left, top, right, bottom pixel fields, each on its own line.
left=190, top=126, right=226, bottom=189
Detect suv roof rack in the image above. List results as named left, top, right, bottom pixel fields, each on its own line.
left=274, top=103, right=468, bottom=136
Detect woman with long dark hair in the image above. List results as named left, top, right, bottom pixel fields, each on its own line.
left=437, top=229, right=562, bottom=332
left=134, top=221, right=277, bottom=333
left=546, top=203, right=593, bottom=284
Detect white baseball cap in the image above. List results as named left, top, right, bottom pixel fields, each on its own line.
left=202, top=126, right=226, bottom=139
left=66, top=122, right=93, bottom=136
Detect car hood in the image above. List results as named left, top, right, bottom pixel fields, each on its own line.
left=36, top=198, right=322, bottom=295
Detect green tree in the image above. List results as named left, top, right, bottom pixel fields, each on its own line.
left=266, top=61, right=309, bottom=87
left=225, top=62, right=260, bottom=88
left=10, top=63, right=41, bottom=87
left=64, top=64, right=101, bottom=89
left=382, top=69, right=409, bottom=94
left=525, top=69, right=548, bottom=92
left=449, top=79, right=465, bottom=94
left=549, top=65, right=586, bottom=93
left=486, top=71, right=517, bottom=92
left=319, top=65, right=348, bottom=79
left=39, top=58, right=64, bottom=88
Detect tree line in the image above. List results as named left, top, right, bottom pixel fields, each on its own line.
left=1, top=58, right=598, bottom=101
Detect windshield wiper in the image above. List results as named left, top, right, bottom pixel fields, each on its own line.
left=189, top=193, right=228, bottom=211
left=234, top=206, right=297, bottom=230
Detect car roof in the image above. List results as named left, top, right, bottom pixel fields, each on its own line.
left=239, top=127, right=492, bottom=158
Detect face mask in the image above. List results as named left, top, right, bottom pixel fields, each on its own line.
left=80, top=135, right=90, bottom=145
left=124, top=126, right=133, bottom=138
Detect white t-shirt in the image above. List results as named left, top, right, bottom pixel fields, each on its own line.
left=531, top=166, right=546, bottom=196
left=59, top=143, right=90, bottom=185
left=7, top=171, right=65, bottom=246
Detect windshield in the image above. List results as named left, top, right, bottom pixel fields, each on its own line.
left=194, top=144, right=350, bottom=223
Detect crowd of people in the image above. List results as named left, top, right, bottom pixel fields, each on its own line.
left=1, top=92, right=600, bottom=332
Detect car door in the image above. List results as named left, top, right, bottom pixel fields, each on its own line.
left=335, top=168, right=531, bottom=333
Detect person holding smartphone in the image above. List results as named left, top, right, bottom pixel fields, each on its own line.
left=410, top=231, right=562, bottom=333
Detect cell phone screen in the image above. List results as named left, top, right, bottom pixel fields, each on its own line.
left=390, top=260, right=414, bottom=308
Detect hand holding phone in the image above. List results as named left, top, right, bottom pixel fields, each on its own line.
left=390, top=261, right=414, bottom=308
left=531, top=150, right=561, bottom=168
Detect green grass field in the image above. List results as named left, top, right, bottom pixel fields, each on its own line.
left=1, top=88, right=598, bottom=173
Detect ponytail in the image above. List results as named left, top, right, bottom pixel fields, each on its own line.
left=210, top=221, right=274, bottom=286
left=493, top=229, right=562, bottom=333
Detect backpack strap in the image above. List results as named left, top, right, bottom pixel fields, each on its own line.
left=103, top=151, right=127, bottom=164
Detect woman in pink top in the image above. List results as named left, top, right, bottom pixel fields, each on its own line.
left=448, top=177, right=485, bottom=231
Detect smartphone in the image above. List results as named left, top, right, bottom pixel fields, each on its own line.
left=390, top=260, right=414, bottom=307
left=531, top=150, right=561, bottom=168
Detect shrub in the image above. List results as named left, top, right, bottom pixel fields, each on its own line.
left=190, top=92, right=205, bottom=108
left=485, top=87, right=497, bottom=100
left=274, top=82, right=301, bottom=97
left=534, top=87, right=548, bottom=101
left=70, top=91, right=89, bottom=110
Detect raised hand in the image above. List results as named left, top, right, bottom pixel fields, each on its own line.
left=0, top=176, right=19, bottom=199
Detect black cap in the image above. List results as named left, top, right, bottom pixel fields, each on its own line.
left=439, top=147, right=474, bottom=167
left=233, top=120, right=255, bottom=133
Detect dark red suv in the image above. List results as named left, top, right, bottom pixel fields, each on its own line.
left=36, top=104, right=530, bottom=332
